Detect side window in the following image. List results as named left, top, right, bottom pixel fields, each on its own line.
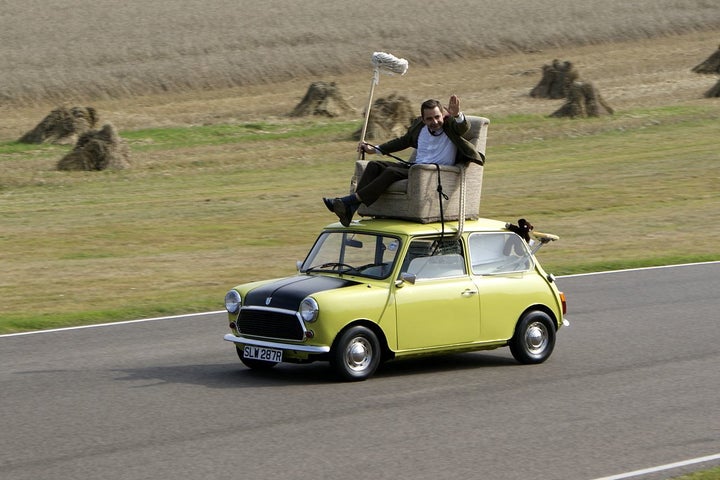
left=469, top=233, right=533, bottom=275
left=401, top=238, right=466, bottom=280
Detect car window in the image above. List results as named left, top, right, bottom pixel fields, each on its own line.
left=301, top=232, right=401, bottom=279
left=400, top=238, right=466, bottom=279
left=468, top=232, right=533, bottom=275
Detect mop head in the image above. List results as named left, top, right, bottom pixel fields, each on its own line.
left=372, top=52, right=409, bottom=75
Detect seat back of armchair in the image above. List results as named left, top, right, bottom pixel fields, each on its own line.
left=465, top=115, right=489, bottom=160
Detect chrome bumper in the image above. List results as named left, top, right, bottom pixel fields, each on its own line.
left=223, top=333, right=331, bottom=353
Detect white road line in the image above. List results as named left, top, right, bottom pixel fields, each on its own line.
left=591, top=453, right=720, bottom=480
left=0, top=311, right=225, bottom=338
left=560, top=260, right=719, bottom=278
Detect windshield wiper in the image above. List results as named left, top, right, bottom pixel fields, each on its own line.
left=305, top=262, right=355, bottom=274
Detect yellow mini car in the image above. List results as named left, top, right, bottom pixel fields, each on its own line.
left=224, top=218, right=567, bottom=381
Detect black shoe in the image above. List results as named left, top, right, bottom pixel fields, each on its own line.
left=322, top=197, right=334, bottom=212
left=332, top=198, right=354, bottom=227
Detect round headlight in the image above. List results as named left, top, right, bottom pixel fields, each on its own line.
left=299, top=297, right=319, bottom=323
left=225, top=290, right=242, bottom=314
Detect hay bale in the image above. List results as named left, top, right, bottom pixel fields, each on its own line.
left=691, top=44, right=720, bottom=74
left=704, top=78, right=720, bottom=98
left=290, top=81, right=355, bottom=117
left=353, top=93, right=415, bottom=141
left=530, top=60, right=578, bottom=99
left=533, top=60, right=613, bottom=117
left=19, top=106, right=98, bottom=144
left=57, top=124, right=130, bottom=171
left=550, top=81, right=614, bottom=118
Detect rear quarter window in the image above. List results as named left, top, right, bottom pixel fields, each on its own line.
left=468, top=232, right=533, bottom=275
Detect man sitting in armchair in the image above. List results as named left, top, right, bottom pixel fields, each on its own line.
left=323, top=95, right=485, bottom=227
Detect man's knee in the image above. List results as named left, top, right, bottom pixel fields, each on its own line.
left=364, top=161, right=386, bottom=177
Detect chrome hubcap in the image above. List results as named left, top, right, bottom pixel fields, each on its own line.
left=525, top=321, right=548, bottom=354
left=345, top=337, right=372, bottom=371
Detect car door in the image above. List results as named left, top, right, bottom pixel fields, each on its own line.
left=394, top=239, right=481, bottom=350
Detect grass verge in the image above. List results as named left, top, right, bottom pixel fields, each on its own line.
left=672, top=466, right=720, bottom=479
left=1, top=105, right=718, bottom=333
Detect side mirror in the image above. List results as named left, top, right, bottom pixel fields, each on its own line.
left=296, top=260, right=303, bottom=272
left=399, top=272, right=416, bottom=285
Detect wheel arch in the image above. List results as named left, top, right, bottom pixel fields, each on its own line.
left=520, top=304, right=558, bottom=330
left=332, top=319, right=394, bottom=362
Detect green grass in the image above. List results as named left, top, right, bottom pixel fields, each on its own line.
left=122, top=121, right=358, bottom=151
left=672, top=466, right=720, bottom=480
left=0, top=104, right=718, bottom=333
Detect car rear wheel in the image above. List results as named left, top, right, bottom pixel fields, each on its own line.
left=509, top=310, right=556, bottom=364
left=331, top=326, right=381, bottom=381
left=236, top=346, right=278, bottom=370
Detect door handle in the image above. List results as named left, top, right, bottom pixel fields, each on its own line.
left=461, top=289, right=478, bottom=297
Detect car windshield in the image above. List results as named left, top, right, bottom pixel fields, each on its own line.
left=300, top=231, right=401, bottom=279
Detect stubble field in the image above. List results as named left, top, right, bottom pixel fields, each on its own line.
left=0, top=1, right=719, bottom=332
left=1, top=0, right=720, bottom=106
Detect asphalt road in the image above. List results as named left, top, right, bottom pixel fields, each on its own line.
left=1, top=263, right=718, bottom=480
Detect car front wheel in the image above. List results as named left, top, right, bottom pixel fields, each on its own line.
left=509, top=310, right=556, bottom=364
left=331, top=326, right=381, bottom=381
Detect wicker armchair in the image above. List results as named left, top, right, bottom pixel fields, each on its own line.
left=351, top=116, right=489, bottom=223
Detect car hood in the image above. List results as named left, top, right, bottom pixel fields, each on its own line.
left=245, top=275, right=359, bottom=310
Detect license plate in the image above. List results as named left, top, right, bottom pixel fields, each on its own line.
left=243, top=345, right=283, bottom=363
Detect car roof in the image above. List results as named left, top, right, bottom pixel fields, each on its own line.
left=323, top=217, right=509, bottom=236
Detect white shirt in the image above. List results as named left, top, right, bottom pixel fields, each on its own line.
left=414, top=113, right=463, bottom=165
left=414, top=127, right=457, bottom=165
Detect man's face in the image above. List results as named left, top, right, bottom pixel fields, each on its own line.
left=421, top=106, right=444, bottom=132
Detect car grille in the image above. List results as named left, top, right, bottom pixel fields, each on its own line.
left=236, top=308, right=305, bottom=341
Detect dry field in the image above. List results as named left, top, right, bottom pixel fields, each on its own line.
left=2, top=30, right=720, bottom=142
left=0, top=0, right=719, bottom=106
left=0, top=30, right=720, bottom=142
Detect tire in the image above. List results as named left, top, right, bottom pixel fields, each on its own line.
left=236, top=346, right=278, bottom=370
left=509, top=310, right=556, bottom=364
left=330, top=326, right=381, bottom=381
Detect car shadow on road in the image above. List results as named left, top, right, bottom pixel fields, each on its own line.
left=112, top=361, right=332, bottom=388
left=111, top=352, right=518, bottom=388
left=376, top=352, right=517, bottom=378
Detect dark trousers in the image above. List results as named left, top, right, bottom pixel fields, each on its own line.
left=356, top=160, right=411, bottom=206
